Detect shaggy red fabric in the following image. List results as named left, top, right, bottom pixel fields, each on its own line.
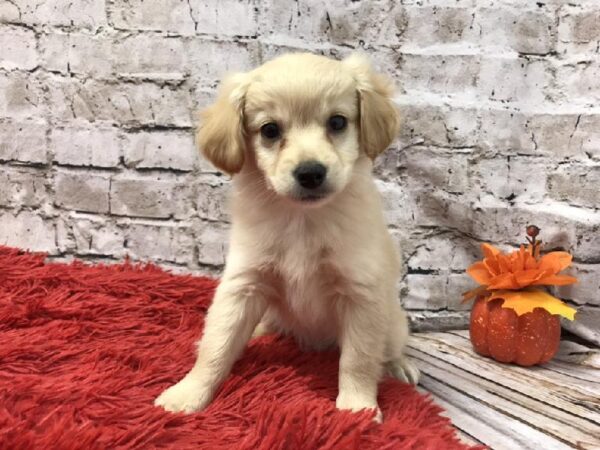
left=0, top=247, right=478, bottom=450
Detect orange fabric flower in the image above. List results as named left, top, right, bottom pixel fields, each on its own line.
left=466, top=243, right=577, bottom=292
left=463, top=243, right=578, bottom=320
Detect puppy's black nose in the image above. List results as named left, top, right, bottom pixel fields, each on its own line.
left=293, top=161, right=327, bottom=190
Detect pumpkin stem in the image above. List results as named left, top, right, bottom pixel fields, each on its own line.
left=526, top=225, right=542, bottom=259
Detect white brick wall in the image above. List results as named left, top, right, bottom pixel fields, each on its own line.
left=0, top=0, right=598, bottom=340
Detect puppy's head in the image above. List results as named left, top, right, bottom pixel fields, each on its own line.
left=198, top=53, right=399, bottom=206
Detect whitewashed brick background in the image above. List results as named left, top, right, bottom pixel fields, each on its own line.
left=0, top=0, right=598, bottom=341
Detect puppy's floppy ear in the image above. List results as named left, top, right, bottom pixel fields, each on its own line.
left=342, top=54, right=400, bottom=159
left=197, top=73, right=250, bottom=175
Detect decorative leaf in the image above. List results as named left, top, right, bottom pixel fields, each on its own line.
left=481, top=243, right=500, bottom=260
left=532, top=274, right=578, bottom=286
left=538, top=252, right=573, bottom=274
left=467, top=262, right=492, bottom=285
left=486, top=289, right=577, bottom=320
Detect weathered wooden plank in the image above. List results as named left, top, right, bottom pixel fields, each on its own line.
left=419, top=330, right=600, bottom=396
left=544, top=360, right=600, bottom=384
left=413, top=332, right=600, bottom=397
left=555, top=341, right=600, bottom=369
left=415, top=387, right=499, bottom=448
left=417, top=373, right=574, bottom=450
left=409, top=334, right=600, bottom=425
left=409, top=347, right=600, bottom=447
left=453, top=428, right=482, bottom=447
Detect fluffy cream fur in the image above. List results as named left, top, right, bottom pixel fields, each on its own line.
left=155, top=53, right=419, bottom=422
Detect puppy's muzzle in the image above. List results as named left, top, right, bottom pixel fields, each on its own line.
left=293, top=161, right=327, bottom=190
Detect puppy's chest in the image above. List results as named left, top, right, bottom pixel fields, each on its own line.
left=265, top=217, right=339, bottom=285
left=265, top=225, right=344, bottom=333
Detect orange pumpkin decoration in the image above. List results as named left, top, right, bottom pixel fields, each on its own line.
left=463, top=226, right=578, bottom=366
left=470, top=297, right=561, bottom=366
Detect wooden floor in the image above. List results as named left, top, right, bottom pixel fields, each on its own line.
left=408, top=330, right=600, bottom=450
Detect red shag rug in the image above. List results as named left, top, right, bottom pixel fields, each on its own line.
left=0, top=246, right=477, bottom=450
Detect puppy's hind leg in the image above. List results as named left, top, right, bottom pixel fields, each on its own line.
left=385, top=302, right=420, bottom=385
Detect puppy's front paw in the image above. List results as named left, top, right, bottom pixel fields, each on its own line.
left=154, top=376, right=212, bottom=414
left=387, top=357, right=420, bottom=385
left=336, top=393, right=382, bottom=423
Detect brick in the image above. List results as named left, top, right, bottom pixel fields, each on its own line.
left=197, top=220, right=229, bottom=266
left=186, top=39, right=260, bottom=82
left=109, top=0, right=196, bottom=35
left=196, top=175, right=230, bottom=222
left=257, top=0, right=335, bottom=43
left=548, top=164, right=600, bottom=209
left=399, top=104, right=479, bottom=148
left=373, top=144, right=402, bottom=181
left=0, top=120, right=48, bottom=163
left=328, top=2, right=409, bottom=46
left=110, top=175, right=193, bottom=219
left=511, top=11, right=556, bottom=54
left=399, top=54, right=479, bottom=96
left=479, top=110, right=534, bottom=155
left=0, top=168, right=47, bottom=208
left=405, top=147, right=469, bottom=194
left=478, top=57, right=551, bottom=104
left=558, top=5, right=600, bottom=54
left=40, top=33, right=112, bottom=78
left=46, top=78, right=193, bottom=127
left=408, top=310, right=469, bottom=332
left=555, top=263, right=600, bottom=307
left=447, top=273, right=475, bottom=311
left=527, top=114, right=593, bottom=158
left=407, top=235, right=480, bottom=272
left=54, top=171, right=110, bottom=213
left=123, top=130, right=196, bottom=171
left=375, top=179, right=414, bottom=227
left=403, top=273, right=448, bottom=310
left=410, top=0, right=476, bottom=6
left=192, top=0, right=258, bottom=37
left=124, top=222, right=194, bottom=264
left=258, top=0, right=407, bottom=46
left=574, top=230, right=600, bottom=263
left=470, top=156, right=549, bottom=203
left=468, top=200, right=600, bottom=254
left=554, top=60, right=600, bottom=106
left=114, top=34, right=187, bottom=78
left=408, top=188, right=597, bottom=250
left=0, top=212, right=56, bottom=253
left=0, top=73, right=44, bottom=120
left=192, top=88, right=216, bottom=112
left=477, top=8, right=555, bottom=54
left=403, top=6, right=475, bottom=48
left=58, top=214, right=125, bottom=257
left=0, top=26, right=38, bottom=70
left=479, top=110, right=595, bottom=159
left=563, top=305, right=600, bottom=346
left=0, top=0, right=106, bottom=30
left=576, top=115, right=600, bottom=160
left=51, top=126, right=121, bottom=168
left=40, top=33, right=187, bottom=79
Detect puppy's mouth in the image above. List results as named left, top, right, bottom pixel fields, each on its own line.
left=289, top=187, right=332, bottom=206
left=298, top=193, right=327, bottom=202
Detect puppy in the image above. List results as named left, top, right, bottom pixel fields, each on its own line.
left=155, top=52, right=419, bottom=420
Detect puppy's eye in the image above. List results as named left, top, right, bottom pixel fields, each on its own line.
left=327, top=115, right=347, bottom=132
left=260, top=122, right=280, bottom=140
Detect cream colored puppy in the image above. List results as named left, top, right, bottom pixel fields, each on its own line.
left=155, top=52, right=419, bottom=420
